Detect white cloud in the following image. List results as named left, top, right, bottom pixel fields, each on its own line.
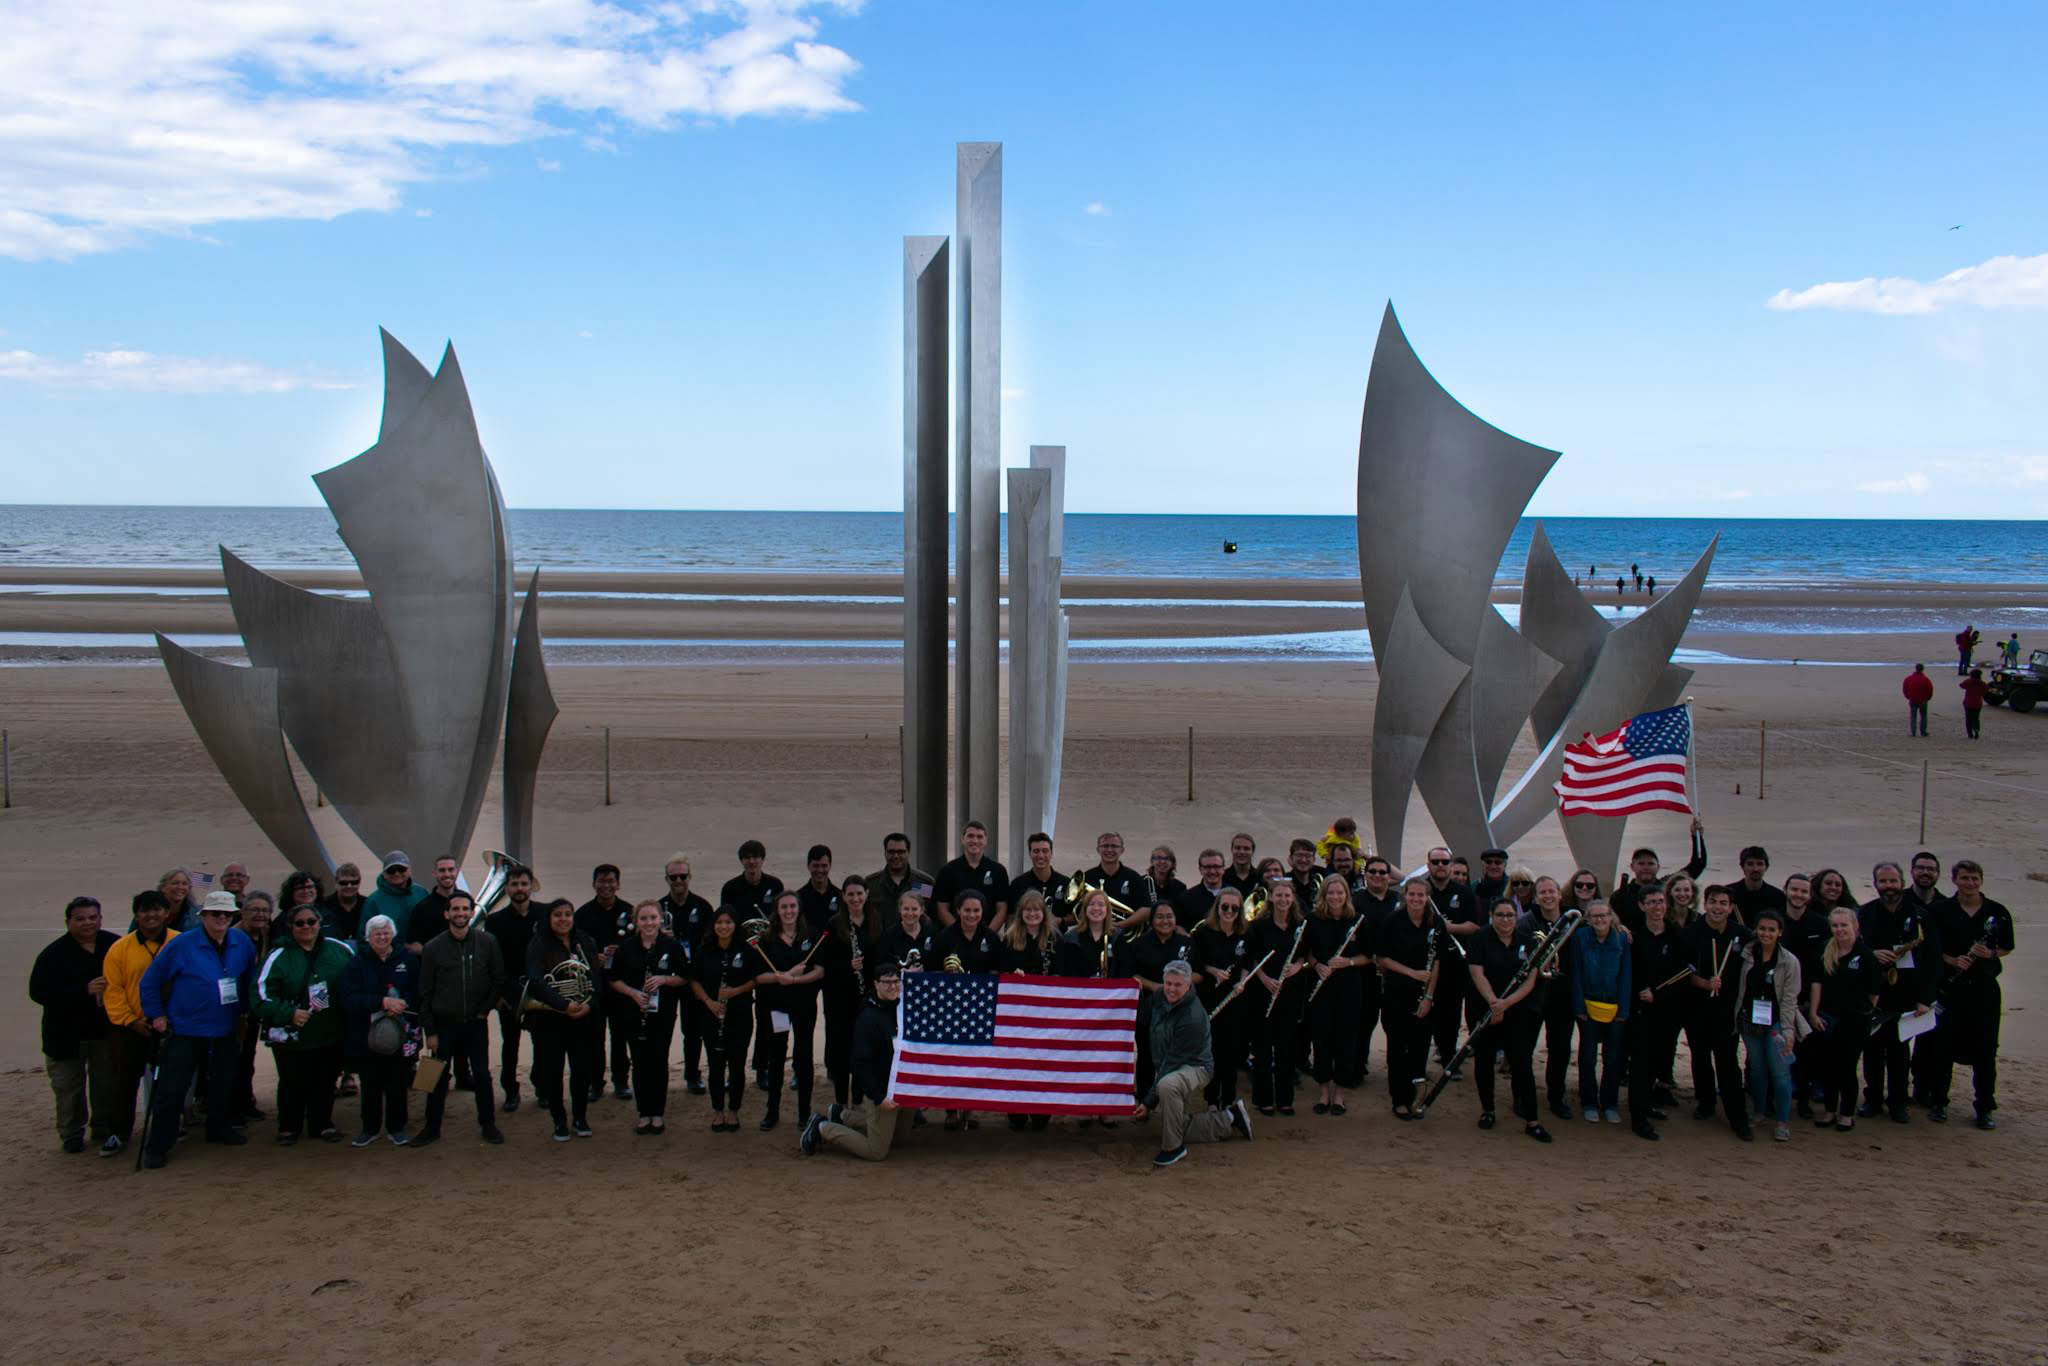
left=0, top=346, right=354, bottom=393
left=537, top=158, right=563, bottom=172
left=1084, top=201, right=1109, bottom=216
left=1930, top=454, right=2048, bottom=487
left=1695, top=487, right=1753, bottom=502
left=1857, top=472, right=1932, bottom=495
left=0, top=1, right=863, bottom=261
left=1767, top=252, right=2048, bottom=315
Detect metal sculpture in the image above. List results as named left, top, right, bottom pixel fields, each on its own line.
left=155, top=330, right=555, bottom=879
left=1357, top=305, right=1715, bottom=874
left=901, top=234, right=950, bottom=865
left=955, top=141, right=1003, bottom=834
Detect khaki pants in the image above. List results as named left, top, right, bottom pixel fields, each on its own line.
left=47, top=1039, right=117, bottom=1144
left=820, top=1104, right=915, bottom=1161
left=1155, top=1065, right=1236, bottom=1148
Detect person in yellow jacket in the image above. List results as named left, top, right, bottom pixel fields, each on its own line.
left=103, top=889, right=178, bottom=1153
left=1314, top=817, right=1364, bottom=868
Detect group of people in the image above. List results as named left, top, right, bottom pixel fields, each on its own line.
left=28, top=820, right=2014, bottom=1171
left=1904, top=660, right=2002, bottom=740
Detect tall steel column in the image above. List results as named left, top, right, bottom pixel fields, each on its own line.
left=903, top=235, right=951, bottom=865
left=1006, top=466, right=1051, bottom=872
left=1028, top=444, right=1068, bottom=858
left=955, top=142, right=1002, bottom=836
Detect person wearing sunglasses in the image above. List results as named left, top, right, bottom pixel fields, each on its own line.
left=657, top=855, right=714, bottom=1095
left=1611, top=820, right=1708, bottom=933
left=319, top=863, right=368, bottom=941
left=1422, top=848, right=1480, bottom=1074
left=136, top=891, right=258, bottom=1168
left=252, top=900, right=355, bottom=1145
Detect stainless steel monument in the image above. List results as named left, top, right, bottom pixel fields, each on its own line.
left=902, top=142, right=1069, bottom=867
left=1357, top=304, right=1714, bottom=877
left=156, top=330, right=558, bottom=882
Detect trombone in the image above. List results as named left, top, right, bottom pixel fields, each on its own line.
left=1063, top=871, right=1147, bottom=943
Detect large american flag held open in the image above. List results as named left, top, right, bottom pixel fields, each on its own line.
left=886, top=973, right=1140, bottom=1116
left=1553, top=702, right=1696, bottom=817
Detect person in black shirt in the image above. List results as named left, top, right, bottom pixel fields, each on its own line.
left=1423, top=846, right=1480, bottom=1070
left=1176, top=848, right=1229, bottom=927
left=1626, top=886, right=1686, bottom=1134
left=998, top=891, right=1062, bottom=976
left=1905, top=850, right=1947, bottom=1106
left=1284, top=839, right=1322, bottom=913
left=573, top=863, right=632, bottom=1101
left=1518, top=876, right=1580, bottom=1120
left=409, top=855, right=461, bottom=957
left=1248, top=880, right=1311, bottom=1116
left=657, top=855, right=715, bottom=1094
left=318, top=862, right=367, bottom=941
left=1685, top=885, right=1753, bottom=1139
left=1777, top=872, right=1829, bottom=1117
left=796, top=844, right=843, bottom=934
left=1470, top=849, right=1510, bottom=919
left=1804, top=907, right=1880, bottom=1129
left=1081, top=832, right=1153, bottom=936
left=1857, top=861, right=1937, bottom=1121
left=525, top=899, right=601, bottom=1142
left=1809, top=867, right=1859, bottom=918
left=933, top=821, right=1010, bottom=930
left=1009, top=832, right=1068, bottom=926
left=1728, top=845, right=1787, bottom=926
left=819, top=877, right=879, bottom=1113
left=1147, top=847, right=1188, bottom=905
left=1220, top=833, right=1263, bottom=900
left=932, top=890, right=1002, bottom=974
left=1192, top=889, right=1252, bottom=1109
left=1610, top=821, right=1708, bottom=931
left=1376, top=878, right=1442, bottom=1121
left=1128, top=899, right=1195, bottom=1096
left=1303, top=877, right=1369, bottom=1116
left=29, top=896, right=120, bottom=1154
left=752, top=891, right=824, bottom=1132
left=482, top=865, right=541, bottom=1112
left=1467, top=897, right=1549, bottom=1142
left=1057, top=889, right=1120, bottom=980
left=719, top=840, right=785, bottom=920
left=876, top=891, right=940, bottom=973
left=608, top=902, right=688, bottom=1135
left=1354, top=855, right=1399, bottom=1076
left=690, top=907, right=757, bottom=1133
left=1928, top=860, right=2013, bottom=1128
left=864, top=833, right=933, bottom=928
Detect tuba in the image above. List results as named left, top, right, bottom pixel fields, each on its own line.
left=474, top=849, right=519, bottom=916
left=520, top=953, right=593, bottom=1017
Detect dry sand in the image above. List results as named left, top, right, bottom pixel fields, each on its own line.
left=2, top=615, right=2045, bottom=1364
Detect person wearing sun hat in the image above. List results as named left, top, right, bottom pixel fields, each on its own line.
left=137, top=890, right=258, bottom=1168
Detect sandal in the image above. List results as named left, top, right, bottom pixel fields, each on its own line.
left=1814, top=1114, right=1836, bottom=1128
left=1834, top=1118, right=1855, bottom=1131
left=1329, top=1101, right=1347, bottom=1117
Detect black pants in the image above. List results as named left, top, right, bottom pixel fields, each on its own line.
left=424, top=1019, right=496, bottom=1135
left=1965, top=706, right=1981, bottom=739
left=1356, top=969, right=1381, bottom=1076
left=1206, top=998, right=1249, bottom=1108
left=755, top=1005, right=815, bottom=1121
left=628, top=1014, right=675, bottom=1117
left=234, top=1017, right=260, bottom=1112
left=1429, top=959, right=1467, bottom=1063
left=1629, top=1007, right=1678, bottom=1124
left=274, top=1044, right=341, bottom=1136
left=1251, top=987, right=1303, bottom=1109
left=708, top=1003, right=753, bottom=1113
left=1383, top=1002, right=1430, bottom=1110
left=1472, top=1009, right=1539, bottom=1120
left=681, top=997, right=707, bottom=1084
left=824, top=990, right=861, bottom=1105
left=495, top=996, right=523, bottom=1097
left=1908, top=701, right=1928, bottom=735
left=529, top=1015, right=591, bottom=1124
left=1541, top=987, right=1578, bottom=1105
left=147, top=1033, right=236, bottom=1157
left=1688, top=1007, right=1748, bottom=1128
left=1929, top=983, right=2000, bottom=1114
left=1862, top=1009, right=1914, bottom=1110
left=607, top=998, right=634, bottom=1091
left=107, top=1027, right=150, bottom=1141
left=1308, top=978, right=1363, bottom=1088
left=1815, top=1018, right=1864, bottom=1116
left=355, top=1052, right=410, bottom=1134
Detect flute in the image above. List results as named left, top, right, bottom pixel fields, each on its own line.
left=1304, top=915, right=1370, bottom=1008
left=1264, top=919, right=1311, bottom=1019
left=1208, top=951, right=1275, bottom=1021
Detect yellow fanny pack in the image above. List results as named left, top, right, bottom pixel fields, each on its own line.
left=1585, top=999, right=1619, bottom=1024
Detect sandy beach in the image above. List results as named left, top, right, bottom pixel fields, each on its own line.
left=3, top=612, right=2045, bottom=1363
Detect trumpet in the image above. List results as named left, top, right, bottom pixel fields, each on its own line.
left=1066, top=871, right=1143, bottom=936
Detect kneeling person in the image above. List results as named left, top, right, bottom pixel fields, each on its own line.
left=1132, top=961, right=1253, bottom=1167
left=802, top=960, right=913, bottom=1161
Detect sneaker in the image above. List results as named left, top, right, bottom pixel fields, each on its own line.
left=275, top=1131, right=300, bottom=1146
left=409, top=1131, right=440, bottom=1149
left=826, top=1102, right=845, bottom=1125
left=799, top=1113, right=823, bottom=1156
left=1773, top=1123, right=1791, bottom=1143
left=1602, top=1108, right=1622, bottom=1124
left=1927, top=1105, right=1949, bottom=1124
left=685, top=1078, right=707, bottom=1096
left=1550, top=1098, right=1575, bottom=1121
left=1975, top=1113, right=1997, bottom=1131
left=142, top=1150, right=167, bottom=1169
left=572, top=1119, right=594, bottom=1138
left=553, top=1121, right=572, bottom=1143
left=503, top=1092, right=521, bottom=1113
left=480, top=1126, right=505, bottom=1145
left=1582, top=1111, right=1600, bottom=1124
left=389, top=1130, right=410, bottom=1146
left=62, top=1136, right=85, bottom=1154
left=350, top=1131, right=378, bottom=1148
left=615, top=1084, right=633, bottom=1101
left=1889, top=1106, right=1910, bottom=1124
left=1229, top=1100, right=1253, bottom=1141
left=1477, top=1112, right=1497, bottom=1131
left=98, top=1135, right=124, bottom=1158
left=238, top=1107, right=266, bottom=1124
left=1152, top=1145, right=1188, bottom=1168
left=1732, top=1122, right=1754, bottom=1142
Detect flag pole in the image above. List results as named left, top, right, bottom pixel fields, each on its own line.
left=1681, top=697, right=1700, bottom=818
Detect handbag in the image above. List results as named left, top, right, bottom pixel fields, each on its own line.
left=1585, top=999, right=1618, bottom=1024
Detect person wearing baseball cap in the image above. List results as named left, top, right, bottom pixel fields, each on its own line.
left=365, top=851, right=430, bottom=951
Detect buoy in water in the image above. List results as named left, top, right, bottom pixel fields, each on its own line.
left=1222, top=540, right=1238, bottom=554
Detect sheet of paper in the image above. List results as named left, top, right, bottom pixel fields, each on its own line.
left=771, top=1010, right=792, bottom=1034
left=1897, top=1009, right=1938, bottom=1041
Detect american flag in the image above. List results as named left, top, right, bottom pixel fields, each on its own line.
left=886, top=973, right=1139, bottom=1116
left=1553, top=703, right=1695, bottom=817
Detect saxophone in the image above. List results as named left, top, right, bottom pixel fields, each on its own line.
left=1886, top=917, right=1925, bottom=987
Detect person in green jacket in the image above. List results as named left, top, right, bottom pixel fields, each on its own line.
left=364, top=851, right=431, bottom=951
left=253, top=903, right=355, bottom=1144
left=1131, top=961, right=1254, bottom=1167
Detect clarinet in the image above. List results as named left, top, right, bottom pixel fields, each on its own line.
left=1414, top=920, right=1439, bottom=1017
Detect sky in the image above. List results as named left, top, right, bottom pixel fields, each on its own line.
left=2, top=1, right=2044, bottom=518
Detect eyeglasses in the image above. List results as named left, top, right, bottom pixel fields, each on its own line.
left=1574, top=881, right=1597, bottom=890
left=1427, top=858, right=1449, bottom=866
left=291, top=917, right=320, bottom=928
left=336, top=878, right=360, bottom=886
left=201, top=910, right=232, bottom=920
left=667, top=873, right=690, bottom=880
left=1509, top=879, right=1534, bottom=887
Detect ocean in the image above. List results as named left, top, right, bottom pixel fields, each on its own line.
left=1, top=507, right=2043, bottom=585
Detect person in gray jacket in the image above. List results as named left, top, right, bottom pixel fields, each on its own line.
left=1731, top=909, right=1806, bottom=1143
left=415, top=892, right=505, bottom=1146
left=1132, top=961, right=1253, bottom=1166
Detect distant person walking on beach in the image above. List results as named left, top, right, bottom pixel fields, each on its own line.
left=1647, top=575, right=1657, bottom=595
left=1960, top=669, right=1987, bottom=739
left=2003, top=633, right=2021, bottom=668
left=1955, top=624, right=1980, bottom=676
left=1615, top=576, right=1625, bottom=598
left=1902, top=664, right=1934, bottom=737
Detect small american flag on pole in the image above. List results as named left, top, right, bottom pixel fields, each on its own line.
left=886, top=973, right=1139, bottom=1116
left=1554, top=702, right=1696, bottom=817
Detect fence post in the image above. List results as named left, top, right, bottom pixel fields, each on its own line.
left=1186, top=726, right=1195, bottom=802
left=1919, top=759, right=1929, bottom=843
left=2, top=729, right=10, bottom=809
left=603, top=726, right=613, bottom=807
left=1757, top=720, right=1766, bottom=800
left=899, top=724, right=905, bottom=803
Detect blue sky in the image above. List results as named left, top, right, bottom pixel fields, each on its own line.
left=2, top=2, right=2044, bottom=517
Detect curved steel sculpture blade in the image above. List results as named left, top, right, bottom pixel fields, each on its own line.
left=502, top=569, right=557, bottom=863
left=1470, top=608, right=1563, bottom=806
left=155, top=635, right=334, bottom=878
left=1369, top=587, right=1468, bottom=862
left=1518, top=522, right=1616, bottom=746
left=314, top=342, right=514, bottom=862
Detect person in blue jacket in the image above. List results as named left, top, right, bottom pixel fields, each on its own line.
left=138, top=890, right=258, bottom=1169
left=1569, top=901, right=1633, bottom=1124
